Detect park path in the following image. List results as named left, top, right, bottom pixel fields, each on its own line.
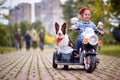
left=0, top=48, right=120, bottom=80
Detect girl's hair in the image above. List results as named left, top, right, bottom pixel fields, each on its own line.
left=79, top=7, right=91, bottom=15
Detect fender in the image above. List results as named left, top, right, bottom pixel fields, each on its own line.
left=85, top=52, right=96, bottom=56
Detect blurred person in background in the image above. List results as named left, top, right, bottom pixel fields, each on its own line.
left=39, top=29, right=45, bottom=51
left=25, top=30, right=31, bottom=51
left=15, top=28, right=22, bottom=50
left=31, top=30, right=38, bottom=49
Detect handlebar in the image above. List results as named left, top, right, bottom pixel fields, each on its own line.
left=99, top=32, right=104, bottom=36
left=95, top=30, right=104, bottom=36
left=69, top=28, right=80, bottom=31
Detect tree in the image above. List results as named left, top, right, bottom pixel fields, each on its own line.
left=32, top=21, right=45, bottom=32
left=61, top=1, right=79, bottom=46
left=0, top=24, right=9, bottom=46
left=109, top=0, right=120, bottom=18
left=20, top=21, right=31, bottom=37
left=61, top=1, right=77, bottom=27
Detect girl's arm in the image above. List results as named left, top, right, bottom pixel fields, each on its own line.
left=94, top=28, right=104, bottom=36
left=70, top=25, right=78, bottom=30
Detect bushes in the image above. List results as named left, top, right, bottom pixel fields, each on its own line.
left=0, top=24, right=9, bottom=46
left=0, top=47, right=16, bottom=54
left=98, top=45, right=120, bottom=57
left=45, top=34, right=56, bottom=45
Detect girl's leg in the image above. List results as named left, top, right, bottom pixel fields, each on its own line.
left=76, top=38, right=82, bottom=53
left=16, top=40, right=19, bottom=50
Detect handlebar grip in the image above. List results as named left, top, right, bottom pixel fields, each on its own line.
left=69, top=28, right=80, bottom=31
left=76, top=28, right=80, bottom=30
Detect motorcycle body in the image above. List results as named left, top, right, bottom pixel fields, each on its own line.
left=53, top=27, right=103, bottom=73
left=79, top=27, right=102, bottom=72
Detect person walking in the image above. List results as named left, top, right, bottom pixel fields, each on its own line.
left=39, top=29, right=45, bottom=51
left=31, top=30, right=38, bottom=49
left=25, top=30, right=31, bottom=51
left=15, top=28, right=22, bottom=50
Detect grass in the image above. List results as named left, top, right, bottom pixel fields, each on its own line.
left=0, top=47, right=16, bottom=54
left=98, top=44, right=120, bottom=57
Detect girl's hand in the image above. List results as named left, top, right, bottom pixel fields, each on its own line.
left=99, top=31, right=104, bottom=36
left=70, top=25, right=77, bottom=30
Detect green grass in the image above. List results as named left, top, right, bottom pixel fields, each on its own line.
left=98, top=45, right=120, bottom=57
left=0, top=47, right=16, bottom=54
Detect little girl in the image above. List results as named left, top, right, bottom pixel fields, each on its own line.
left=70, top=7, right=104, bottom=53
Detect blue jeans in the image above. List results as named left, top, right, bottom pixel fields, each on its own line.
left=76, top=38, right=82, bottom=53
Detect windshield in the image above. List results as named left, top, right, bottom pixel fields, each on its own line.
left=81, top=27, right=94, bottom=37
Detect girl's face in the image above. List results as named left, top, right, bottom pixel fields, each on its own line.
left=82, top=10, right=91, bottom=22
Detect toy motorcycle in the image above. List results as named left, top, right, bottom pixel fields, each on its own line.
left=53, top=23, right=103, bottom=73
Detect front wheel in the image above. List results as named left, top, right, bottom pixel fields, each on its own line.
left=84, top=55, right=96, bottom=73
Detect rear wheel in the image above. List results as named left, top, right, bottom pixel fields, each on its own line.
left=85, top=55, right=96, bottom=73
left=53, top=52, right=57, bottom=68
left=64, top=65, right=68, bottom=70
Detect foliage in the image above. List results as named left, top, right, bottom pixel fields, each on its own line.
left=7, top=24, right=21, bottom=47
left=68, top=30, right=79, bottom=46
left=0, top=24, right=9, bottom=46
left=61, top=1, right=78, bottom=46
left=32, top=21, right=45, bottom=32
left=103, top=29, right=118, bottom=44
left=98, top=45, right=120, bottom=57
left=3, top=14, right=11, bottom=20
left=20, top=21, right=31, bottom=37
left=61, top=1, right=77, bottom=27
left=0, top=47, right=16, bottom=54
left=45, top=33, right=56, bottom=44
left=108, top=0, right=120, bottom=17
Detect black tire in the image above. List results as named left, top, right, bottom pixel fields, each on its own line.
left=85, top=56, right=96, bottom=73
left=95, top=57, right=100, bottom=66
left=64, top=65, right=68, bottom=70
left=53, top=52, right=57, bottom=68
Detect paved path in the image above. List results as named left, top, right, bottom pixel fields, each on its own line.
left=0, top=48, right=120, bottom=80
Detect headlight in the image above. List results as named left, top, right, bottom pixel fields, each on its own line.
left=88, top=35, right=98, bottom=45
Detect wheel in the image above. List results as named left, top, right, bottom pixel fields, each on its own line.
left=64, top=65, right=68, bottom=70
left=96, top=57, right=100, bottom=66
left=84, top=55, right=96, bottom=73
left=53, top=52, right=57, bottom=68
